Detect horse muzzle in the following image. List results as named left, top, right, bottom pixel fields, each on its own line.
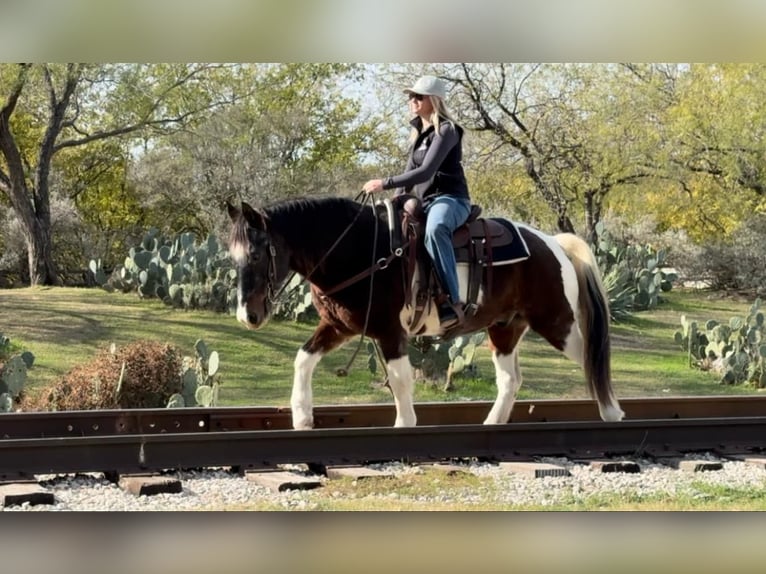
left=236, top=302, right=270, bottom=330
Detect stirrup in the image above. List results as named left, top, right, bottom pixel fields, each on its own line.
left=437, top=300, right=465, bottom=333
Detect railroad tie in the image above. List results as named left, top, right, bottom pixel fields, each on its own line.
left=498, top=461, right=571, bottom=478
left=0, top=483, right=55, bottom=507
left=664, top=458, right=724, bottom=472
left=586, top=460, right=642, bottom=474
left=118, top=474, right=183, bottom=496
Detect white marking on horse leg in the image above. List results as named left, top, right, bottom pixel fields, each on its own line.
left=386, top=356, right=417, bottom=427
left=562, top=323, right=585, bottom=367
left=291, top=349, right=321, bottom=429
left=599, top=402, right=625, bottom=422
left=484, top=350, right=521, bottom=424
left=563, top=324, right=624, bottom=422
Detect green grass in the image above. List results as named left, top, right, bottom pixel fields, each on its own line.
left=3, top=286, right=765, bottom=511
left=0, top=286, right=762, bottom=408
left=217, top=471, right=766, bottom=511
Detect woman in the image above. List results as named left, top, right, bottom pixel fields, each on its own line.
left=363, top=74, right=471, bottom=331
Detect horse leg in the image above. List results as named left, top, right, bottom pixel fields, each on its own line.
left=291, top=320, right=350, bottom=430
left=378, top=333, right=417, bottom=427
left=561, top=321, right=624, bottom=422
left=484, top=317, right=529, bottom=424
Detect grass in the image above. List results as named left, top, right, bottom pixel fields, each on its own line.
left=218, top=471, right=766, bottom=511
left=0, top=286, right=762, bottom=407
left=2, top=286, right=766, bottom=511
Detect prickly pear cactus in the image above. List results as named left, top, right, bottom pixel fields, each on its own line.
left=169, top=339, right=222, bottom=408
left=0, top=355, right=28, bottom=398
left=677, top=298, right=766, bottom=387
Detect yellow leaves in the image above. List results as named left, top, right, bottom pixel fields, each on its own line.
left=637, top=177, right=754, bottom=242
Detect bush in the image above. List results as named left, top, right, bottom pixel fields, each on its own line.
left=685, top=215, right=766, bottom=295
left=22, top=340, right=183, bottom=412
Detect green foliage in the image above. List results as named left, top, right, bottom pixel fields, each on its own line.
left=674, top=315, right=709, bottom=367
left=366, top=332, right=487, bottom=389
left=592, top=222, right=678, bottom=320
left=271, top=274, right=318, bottom=322
left=91, top=228, right=238, bottom=313
left=0, top=332, right=35, bottom=412
left=167, top=338, right=222, bottom=408
left=674, top=299, right=766, bottom=387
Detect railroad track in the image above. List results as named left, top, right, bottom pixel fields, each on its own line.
left=2, top=395, right=766, bottom=479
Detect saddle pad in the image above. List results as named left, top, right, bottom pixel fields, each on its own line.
left=487, top=219, right=530, bottom=265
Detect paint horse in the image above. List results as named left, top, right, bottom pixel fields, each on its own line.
left=227, top=196, right=624, bottom=429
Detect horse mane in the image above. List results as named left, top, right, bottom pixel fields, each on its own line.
left=264, top=196, right=362, bottom=225
left=264, top=196, right=375, bottom=257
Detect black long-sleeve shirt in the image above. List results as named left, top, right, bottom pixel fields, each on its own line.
left=382, top=116, right=469, bottom=207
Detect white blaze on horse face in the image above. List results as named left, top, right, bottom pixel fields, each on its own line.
left=235, top=283, right=249, bottom=325
left=386, top=356, right=417, bottom=427
left=291, top=349, right=320, bottom=429
left=229, top=239, right=248, bottom=267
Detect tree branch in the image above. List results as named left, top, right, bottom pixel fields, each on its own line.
left=0, top=63, right=31, bottom=121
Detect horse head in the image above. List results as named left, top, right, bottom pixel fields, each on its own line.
left=226, top=201, right=288, bottom=330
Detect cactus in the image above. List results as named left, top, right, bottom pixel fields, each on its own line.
left=676, top=299, right=766, bottom=387
left=674, top=315, right=709, bottom=366
left=369, top=331, right=487, bottom=389
left=166, top=393, right=185, bottom=408
left=170, top=339, right=222, bottom=409
left=591, top=223, right=678, bottom=315
left=90, top=229, right=241, bottom=314
left=0, top=343, right=37, bottom=411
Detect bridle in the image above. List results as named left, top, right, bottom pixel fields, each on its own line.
left=261, top=191, right=384, bottom=305
left=251, top=191, right=403, bottom=379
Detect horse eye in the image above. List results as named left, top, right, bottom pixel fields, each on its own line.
left=249, top=247, right=260, bottom=262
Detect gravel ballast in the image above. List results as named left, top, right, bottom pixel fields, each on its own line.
left=2, top=454, right=765, bottom=511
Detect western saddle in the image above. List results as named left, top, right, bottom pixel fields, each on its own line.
left=382, top=194, right=515, bottom=333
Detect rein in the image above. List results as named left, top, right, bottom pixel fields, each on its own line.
left=264, top=190, right=372, bottom=306
left=262, top=191, right=391, bottom=378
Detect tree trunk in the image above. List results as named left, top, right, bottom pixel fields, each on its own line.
left=24, top=214, right=60, bottom=286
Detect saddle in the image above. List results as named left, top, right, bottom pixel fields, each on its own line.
left=381, top=194, right=522, bottom=334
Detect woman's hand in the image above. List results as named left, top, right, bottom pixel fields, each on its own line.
left=362, top=179, right=384, bottom=194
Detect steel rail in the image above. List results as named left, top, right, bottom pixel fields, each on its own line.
left=2, top=395, right=766, bottom=439
left=1, top=416, right=765, bottom=478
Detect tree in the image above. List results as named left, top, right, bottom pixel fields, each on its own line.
left=0, top=63, right=236, bottom=286
left=441, top=63, right=664, bottom=239
left=648, top=63, right=766, bottom=239
left=129, top=64, right=390, bottom=240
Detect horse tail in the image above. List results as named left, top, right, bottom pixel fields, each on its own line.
left=555, top=233, right=624, bottom=422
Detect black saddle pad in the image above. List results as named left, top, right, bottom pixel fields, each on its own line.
left=483, top=219, right=530, bottom=266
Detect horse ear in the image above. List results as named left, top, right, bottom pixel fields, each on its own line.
left=226, top=201, right=240, bottom=222
left=241, top=202, right=268, bottom=230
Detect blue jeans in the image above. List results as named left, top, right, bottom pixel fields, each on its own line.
left=424, top=195, right=471, bottom=304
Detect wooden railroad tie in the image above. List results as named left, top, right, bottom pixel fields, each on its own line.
left=0, top=483, right=55, bottom=507
left=498, top=461, right=571, bottom=478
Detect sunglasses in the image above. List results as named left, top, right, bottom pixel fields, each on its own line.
left=408, top=93, right=424, bottom=101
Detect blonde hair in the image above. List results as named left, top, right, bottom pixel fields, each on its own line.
left=408, top=95, right=462, bottom=144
